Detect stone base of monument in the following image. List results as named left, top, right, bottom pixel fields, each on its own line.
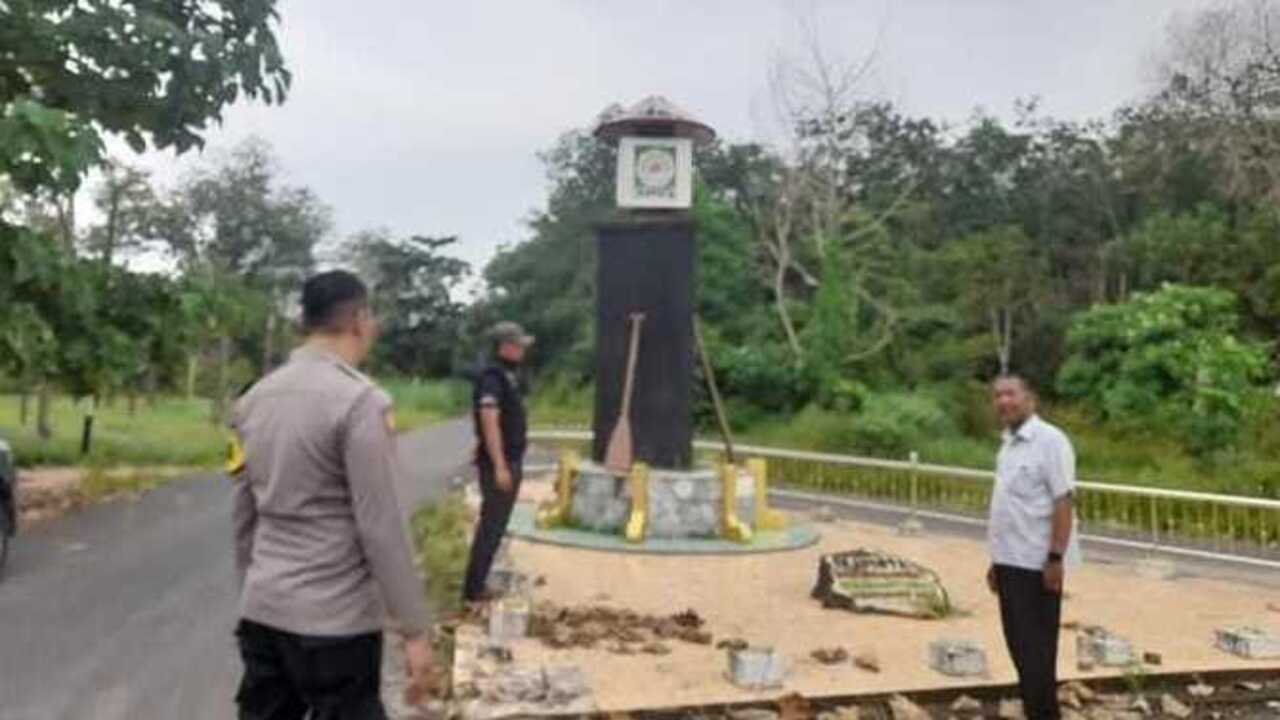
left=527, top=452, right=816, bottom=553
left=569, top=461, right=754, bottom=539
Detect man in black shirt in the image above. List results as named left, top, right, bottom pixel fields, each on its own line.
left=462, top=321, right=533, bottom=604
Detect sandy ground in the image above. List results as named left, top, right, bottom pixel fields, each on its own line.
left=478, top=480, right=1280, bottom=713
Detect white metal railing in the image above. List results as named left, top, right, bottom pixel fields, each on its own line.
left=529, top=428, right=1280, bottom=560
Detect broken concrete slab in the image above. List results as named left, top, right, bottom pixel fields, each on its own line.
left=812, top=549, right=950, bottom=619
left=1215, top=626, right=1280, bottom=660
left=928, top=639, right=987, bottom=677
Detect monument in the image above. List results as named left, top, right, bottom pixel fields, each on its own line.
left=536, top=96, right=790, bottom=544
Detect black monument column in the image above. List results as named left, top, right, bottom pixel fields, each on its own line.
left=592, top=214, right=695, bottom=469
left=588, top=96, right=715, bottom=472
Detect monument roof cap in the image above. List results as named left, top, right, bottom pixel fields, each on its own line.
left=593, top=96, right=716, bottom=144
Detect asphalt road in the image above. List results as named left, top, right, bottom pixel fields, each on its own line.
left=0, top=419, right=474, bottom=720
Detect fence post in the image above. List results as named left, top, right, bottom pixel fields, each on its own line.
left=897, top=451, right=924, bottom=537
left=1150, top=494, right=1159, bottom=548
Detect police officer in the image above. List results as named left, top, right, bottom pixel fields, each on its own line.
left=230, top=271, right=434, bottom=719
left=986, top=374, right=1080, bottom=720
left=462, top=321, right=533, bottom=605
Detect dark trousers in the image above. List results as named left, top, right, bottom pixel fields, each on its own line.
left=462, top=456, right=523, bottom=602
left=235, top=619, right=386, bottom=720
left=995, top=565, right=1062, bottom=720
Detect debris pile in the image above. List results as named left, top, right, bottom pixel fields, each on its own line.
left=525, top=603, right=716, bottom=654
left=811, top=549, right=950, bottom=619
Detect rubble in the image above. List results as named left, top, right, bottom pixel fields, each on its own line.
left=730, top=710, right=780, bottom=720
left=818, top=706, right=861, bottom=720
left=812, top=549, right=950, bottom=619
left=853, top=649, right=881, bottom=673
left=950, top=695, right=983, bottom=714
left=810, top=647, right=849, bottom=665
left=888, top=694, right=930, bottom=720
left=1236, top=681, right=1264, bottom=692
left=928, top=639, right=987, bottom=677
left=1159, top=694, right=1192, bottom=719
left=1186, top=682, right=1214, bottom=698
left=998, top=698, right=1025, bottom=720
left=1064, top=681, right=1096, bottom=702
left=525, top=602, right=722, bottom=652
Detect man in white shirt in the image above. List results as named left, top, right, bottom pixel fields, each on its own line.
left=986, top=375, right=1079, bottom=720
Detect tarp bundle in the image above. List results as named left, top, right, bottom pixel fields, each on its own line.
left=811, top=548, right=951, bottom=619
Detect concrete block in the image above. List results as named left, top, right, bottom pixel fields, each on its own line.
left=1215, top=626, right=1280, bottom=659
left=488, top=597, right=530, bottom=643
left=728, top=646, right=786, bottom=690
left=928, top=639, right=988, bottom=677
left=1077, top=626, right=1136, bottom=667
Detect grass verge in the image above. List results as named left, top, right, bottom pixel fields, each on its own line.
left=385, top=379, right=470, bottom=432
left=410, top=493, right=472, bottom=618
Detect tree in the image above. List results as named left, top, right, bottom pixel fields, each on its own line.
left=941, top=225, right=1046, bottom=375
left=1058, top=284, right=1271, bottom=456
left=1, top=0, right=289, bottom=192
left=81, top=160, right=161, bottom=267
left=344, top=232, right=471, bottom=377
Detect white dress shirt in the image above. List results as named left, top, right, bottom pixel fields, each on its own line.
left=988, top=415, right=1082, bottom=571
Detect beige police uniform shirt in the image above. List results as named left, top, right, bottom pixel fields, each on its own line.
left=230, top=346, right=429, bottom=637
left=987, top=414, right=1082, bottom=571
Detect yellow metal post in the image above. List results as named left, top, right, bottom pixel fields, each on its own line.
left=747, top=457, right=788, bottom=531
left=536, top=449, right=580, bottom=529
left=624, top=462, right=650, bottom=543
left=720, top=461, right=752, bottom=543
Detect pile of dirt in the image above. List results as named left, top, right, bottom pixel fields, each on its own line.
left=524, top=603, right=716, bottom=655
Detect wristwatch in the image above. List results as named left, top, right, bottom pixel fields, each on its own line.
left=1047, top=551, right=1064, bottom=563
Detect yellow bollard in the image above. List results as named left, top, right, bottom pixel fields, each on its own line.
left=748, top=457, right=789, bottom=531
left=720, top=461, right=753, bottom=543
left=536, top=449, right=580, bottom=529
left=624, top=463, right=650, bottom=543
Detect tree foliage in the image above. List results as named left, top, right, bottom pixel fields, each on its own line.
left=1058, top=285, right=1271, bottom=455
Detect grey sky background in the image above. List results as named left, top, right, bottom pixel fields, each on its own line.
left=112, top=0, right=1215, bottom=287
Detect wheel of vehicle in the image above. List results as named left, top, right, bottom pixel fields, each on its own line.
left=0, top=512, right=9, bottom=581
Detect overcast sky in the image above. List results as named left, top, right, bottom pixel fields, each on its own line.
left=115, top=0, right=1217, bottom=284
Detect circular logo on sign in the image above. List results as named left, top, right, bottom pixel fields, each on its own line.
left=636, top=148, right=676, bottom=189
